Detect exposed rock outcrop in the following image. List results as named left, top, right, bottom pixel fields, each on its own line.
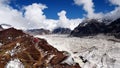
left=0, top=28, right=80, bottom=68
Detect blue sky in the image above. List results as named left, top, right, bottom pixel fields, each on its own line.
left=0, top=0, right=119, bottom=30
left=9, top=0, right=116, bottom=19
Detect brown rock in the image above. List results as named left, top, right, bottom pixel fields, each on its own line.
left=0, top=28, right=81, bottom=68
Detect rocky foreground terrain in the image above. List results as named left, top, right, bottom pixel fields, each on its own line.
left=0, top=28, right=80, bottom=68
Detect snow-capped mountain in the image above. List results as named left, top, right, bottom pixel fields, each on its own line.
left=70, top=18, right=120, bottom=39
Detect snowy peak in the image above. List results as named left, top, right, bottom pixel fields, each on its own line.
left=70, top=19, right=106, bottom=37
left=71, top=18, right=120, bottom=38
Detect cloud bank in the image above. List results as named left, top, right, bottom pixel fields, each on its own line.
left=109, top=0, right=120, bottom=6
left=104, top=0, right=120, bottom=20
left=74, top=0, right=120, bottom=21
left=0, top=0, right=82, bottom=30
left=73, top=0, right=103, bottom=19
left=1, top=0, right=120, bottom=31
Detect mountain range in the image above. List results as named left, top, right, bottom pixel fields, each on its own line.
left=70, top=18, right=120, bottom=39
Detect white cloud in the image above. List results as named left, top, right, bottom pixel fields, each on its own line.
left=0, top=0, right=28, bottom=29
left=0, top=1, right=82, bottom=30
left=57, top=10, right=82, bottom=30
left=74, top=0, right=94, bottom=17
left=104, top=7, right=120, bottom=21
left=24, top=3, right=47, bottom=29
left=102, top=0, right=120, bottom=21
left=0, top=0, right=9, bottom=5
left=109, top=0, right=120, bottom=6
left=57, top=10, right=69, bottom=28
left=74, top=0, right=103, bottom=19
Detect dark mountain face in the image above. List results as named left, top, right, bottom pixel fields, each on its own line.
left=70, top=19, right=106, bottom=37
left=106, top=18, right=120, bottom=38
left=107, top=18, right=120, bottom=33
left=52, top=27, right=71, bottom=34
left=26, top=28, right=51, bottom=35
left=0, top=28, right=80, bottom=68
left=70, top=18, right=120, bottom=38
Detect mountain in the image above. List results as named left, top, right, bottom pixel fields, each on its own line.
left=26, top=28, right=51, bottom=35
left=70, top=18, right=120, bottom=38
left=52, top=27, right=71, bottom=34
left=70, top=19, right=106, bottom=37
left=0, top=28, right=80, bottom=68
left=106, top=18, right=120, bottom=38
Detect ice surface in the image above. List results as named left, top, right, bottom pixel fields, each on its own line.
left=35, top=34, right=120, bottom=68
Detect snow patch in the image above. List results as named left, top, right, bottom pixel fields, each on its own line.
left=5, top=43, right=21, bottom=56
left=6, top=59, right=24, bottom=68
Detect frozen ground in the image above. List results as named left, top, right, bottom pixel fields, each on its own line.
left=35, top=34, right=120, bottom=68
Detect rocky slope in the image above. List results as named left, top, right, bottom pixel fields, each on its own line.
left=0, top=28, right=80, bottom=68
left=70, top=18, right=120, bottom=38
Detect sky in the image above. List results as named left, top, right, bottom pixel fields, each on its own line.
left=0, top=0, right=120, bottom=30
left=9, top=0, right=115, bottom=19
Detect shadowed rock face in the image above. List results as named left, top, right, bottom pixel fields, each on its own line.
left=106, top=18, right=120, bottom=38
left=70, top=18, right=120, bottom=38
left=0, top=25, right=3, bottom=31
left=52, top=27, right=71, bottom=34
left=70, top=19, right=106, bottom=37
left=0, top=28, right=80, bottom=68
left=26, top=28, right=51, bottom=35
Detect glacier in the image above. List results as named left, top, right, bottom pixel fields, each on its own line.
left=35, top=34, right=120, bottom=68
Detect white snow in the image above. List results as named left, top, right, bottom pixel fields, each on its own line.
left=6, top=59, right=24, bottom=68
left=5, top=43, right=21, bottom=56
left=35, top=34, right=120, bottom=68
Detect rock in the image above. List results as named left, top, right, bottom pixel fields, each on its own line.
left=26, top=28, right=51, bottom=35
left=0, top=28, right=81, bottom=68
left=52, top=27, right=71, bottom=34
left=106, top=18, right=120, bottom=38
left=0, top=28, right=26, bottom=44
left=0, top=25, right=3, bottom=31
